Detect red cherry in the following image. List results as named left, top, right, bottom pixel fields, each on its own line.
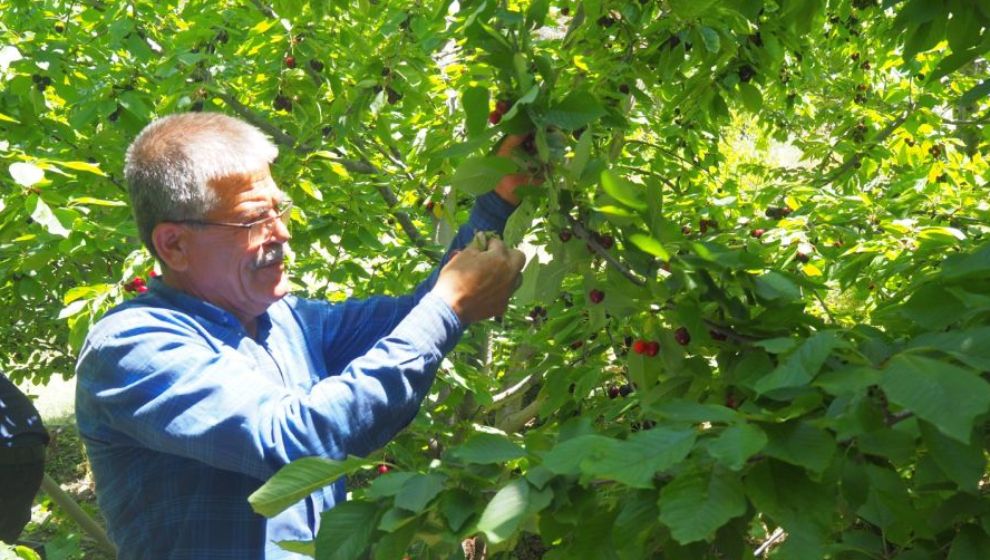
left=796, top=252, right=810, bottom=263
left=136, top=285, right=149, bottom=294
left=751, top=228, right=765, bottom=238
left=681, top=225, right=692, bottom=236
left=488, top=111, right=502, bottom=125
left=495, top=99, right=511, bottom=114
left=644, top=341, right=660, bottom=357
left=674, top=327, right=690, bottom=346
left=559, top=229, right=573, bottom=242
left=608, top=385, right=620, bottom=399
left=284, top=55, right=296, bottom=68
left=589, top=289, right=605, bottom=304
left=377, top=464, right=390, bottom=475
left=631, top=340, right=648, bottom=354
left=598, top=234, right=614, bottom=249
left=148, top=270, right=159, bottom=278
left=569, top=340, right=584, bottom=350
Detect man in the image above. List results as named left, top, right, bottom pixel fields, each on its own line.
left=0, top=372, right=49, bottom=545
left=75, top=112, right=529, bottom=559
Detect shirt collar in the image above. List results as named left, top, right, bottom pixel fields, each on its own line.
left=147, top=276, right=273, bottom=335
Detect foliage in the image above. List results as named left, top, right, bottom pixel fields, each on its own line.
left=2, top=0, right=990, bottom=558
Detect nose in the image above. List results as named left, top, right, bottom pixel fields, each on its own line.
left=272, top=216, right=291, bottom=242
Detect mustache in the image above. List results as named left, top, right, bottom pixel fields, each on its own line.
left=255, top=243, right=286, bottom=269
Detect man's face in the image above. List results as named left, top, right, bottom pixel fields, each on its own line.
left=181, top=166, right=291, bottom=321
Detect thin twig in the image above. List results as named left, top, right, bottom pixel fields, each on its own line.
left=754, top=527, right=786, bottom=557
left=566, top=216, right=647, bottom=287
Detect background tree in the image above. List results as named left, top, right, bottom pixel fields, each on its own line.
left=1, top=0, right=989, bottom=558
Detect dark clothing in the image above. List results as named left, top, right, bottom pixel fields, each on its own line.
left=0, top=373, right=49, bottom=544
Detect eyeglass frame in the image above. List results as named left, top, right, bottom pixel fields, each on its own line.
left=172, top=199, right=293, bottom=243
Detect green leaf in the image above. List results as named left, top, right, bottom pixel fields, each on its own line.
left=650, top=399, right=739, bottom=424
left=57, top=160, right=106, bottom=176
left=67, top=197, right=127, bottom=207
left=669, top=0, right=719, bottom=19
left=658, top=468, right=747, bottom=544
left=275, top=540, right=314, bottom=556
left=707, top=424, right=768, bottom=471
left=814, top=366, right=881, bottom=396
left=919, top=421, right=986, bottom=492
left=440, top=489, right=475, bottom=532
left=959, top=79, right=990, bottom=107
left=544, top=91, right=606, bottom=130
left=476, top=478, right=531, bottom=544
left=451, top=156, right=518, bottom=196
left=462, top=86, right=490, bottom=139
left=755, top=331, right=844, bottom=396
left=600, top=170, right=647, bottom=210
left=948, top=525, right=990, bottom=560
left=880, top=354, right=990, bottom=443
left=315, top=501, right=380, bottom=560
left=589, top=427, right=697, bottom=488
left=627, top=233, right=669, bottom=260
left=394, top=473, right=447, bottom=513
left=365, top=472, right=417, bottom=499
left=905, top=327, right=990, bottom=370
left=699, top=26, right=721, bottom=53
left=753, top=271, right=801, bottom=302
left=452, top=433, right=526, bottom=464
left=249, top=456, right=371, bottom=517
left=737, top=82, right=763, bottom=112
left=763, top=421, right=837, bottom=474
left=28, top=196, right=70, bottom=238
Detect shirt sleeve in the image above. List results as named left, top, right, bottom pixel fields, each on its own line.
left=76, top=292, right=462, bottom=482
left=310, top=190, right=517, bottom=373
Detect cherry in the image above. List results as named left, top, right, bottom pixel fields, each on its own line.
left=495, top=99, right=511, bottom=114
left=619, top=384, right=633, bottom=397
left=738, top=65, right=756, bottom=83
left=273, top=94, right=292, bottom=112
left=709, top=329, right=728, bottom=341
left=561, top=7, right=570, bottom=16
left=559, top=229, right=573, bottom=242
left=618, top=83, right=630, bottom=95
left=489, top=111, right=502, bottom=125
left=608, top=385, right=620, bottom=399
left=569, top=340, right=584, bottom=350
left=54, top=22, right=65, bottom=33
left=589, top=289, right=605, bottom=304
left=674, top=327, right=690, bottom=346
left=681, top=225, right=692, bottom=236
left=309, top=59, right=324, bottom=72
left=597, top=15, right=615, bottom=27
left=377, top=464, right=390, bottom=475
left=632, top=340, right=648, bottom=354
left=644, top=341, right=660, bottom=357
left=284, top=55, right=296, bottom=68
left=796, top=252, right=810, bottom=263
left=594, top=233, right=614, bottom=249
left=751, top=228, right=765, bottom=238
left=725, top=393, right=738, bottom=409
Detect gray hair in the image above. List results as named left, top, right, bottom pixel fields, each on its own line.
left=123, top=112, right=279, bottom=259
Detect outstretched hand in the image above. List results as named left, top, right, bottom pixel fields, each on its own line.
left=432, top=232, right=527, bottom=324
left=493, top=134, right=543, bottom=206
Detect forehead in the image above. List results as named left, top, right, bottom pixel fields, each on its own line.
left=208, top=167, right=281, bottom=209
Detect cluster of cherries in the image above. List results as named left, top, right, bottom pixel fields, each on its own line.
left=488, top=99, right=512, bottom=125
left=123, top=271, right=158, bottom=294
left=630, top=339, right=660, bottom=357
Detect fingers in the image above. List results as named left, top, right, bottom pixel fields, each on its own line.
left=507, top=248, right=526, bottom=273
left=496, top=134, right=528, bottom=157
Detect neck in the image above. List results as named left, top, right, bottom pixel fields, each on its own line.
left=161, top=271, right=261, bottom=337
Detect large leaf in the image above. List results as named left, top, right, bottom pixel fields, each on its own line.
left=755, top=331, right=844, bottom=396
left=544, top=91, right=605, bottom=130
left=919, top=421, right=986, bottom=493
left=475, top=478, right=551, bottom=544
left=315, top=501, right=380, bottom=560
left=462, top=86, right=490, bottom=139
left=450, top=156, right=518, bottom=196
left=880, top=354, right=990, bottom=443
left=249, top=456, right=371, bottom=517
left=452, top=432, right=526, bottom=464
left=600, top=170, right=647, bottom=211
left=762, top=421, right=837, bottom=474
left=707, top=424, right=768, bottom=471
left=658, top=468, right=747, bottom=544
left=394, top=473, right=447, bottom=513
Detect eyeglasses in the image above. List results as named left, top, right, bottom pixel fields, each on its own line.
left=178, top=200, right=293, bottom=245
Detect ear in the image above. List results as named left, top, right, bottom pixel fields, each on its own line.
left=152, top=222, right=192, bottom=272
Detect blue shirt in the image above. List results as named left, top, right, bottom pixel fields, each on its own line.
left=75, top=193, right=515, bottom=559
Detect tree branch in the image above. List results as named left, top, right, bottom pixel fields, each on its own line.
left=817, top=108, right=914, bottom=185
left=566, top=215, right=647, bottom=287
